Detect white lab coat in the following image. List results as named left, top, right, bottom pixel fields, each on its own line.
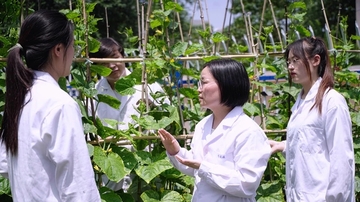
left=0, top=71, right=100, bottom=201
left=168, top=106, right=271, bottom=202
left=95, top=69, right=167, bottom=130
left=285, top=78, right=355, bottom=202
left=95, top=69, right=168, bottom=190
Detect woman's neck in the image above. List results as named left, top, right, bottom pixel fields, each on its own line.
left=301, top=76, right=319, bottom=99
left=211, top=106, right=233, bottom=129
left=106, top=79, right=116, bottom=90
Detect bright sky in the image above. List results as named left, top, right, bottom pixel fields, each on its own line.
left=186, top=0, right=233, bottom=32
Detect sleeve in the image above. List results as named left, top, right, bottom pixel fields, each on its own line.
left=324, top=102, right=354, bottom=201
left=0, top=142, right=8, bottom=178
left=167, top=148, right=196, bottom=177
left=42, top=101, right=100, bottom=202
left=198, top=129, right=271, bottom=198
left=148, top=83, right=170, bottom=105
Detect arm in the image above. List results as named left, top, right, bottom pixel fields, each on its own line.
left=324, top=104, right=354, bottom=201
left=42, top=102, right=100, bottom=202
left=158, top=129, right=196, bottom=177
left=198, top=129, right=271, bottom=198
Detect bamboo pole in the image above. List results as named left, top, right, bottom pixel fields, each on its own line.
left=203, top=0, right=212, bottom=33
left=136, top=0, right=142, bottom=54
left=321, top=0, right=332, bottom=39
left=268, top=0, right=284, bottom=50
left=0, top=52, right=289, bottom=63
left=239, top=0, right=251, bottom=53
left=174, top=0, right=184, bottom=42
left=255, top=0, right=268, bottom=130
left=104, top=7, right=109, bottom=38
left=187, top=0, right=198, bottom=40
left=197, top=0, right=207, bottom=31
left=88, top=129, right=287, bottom=145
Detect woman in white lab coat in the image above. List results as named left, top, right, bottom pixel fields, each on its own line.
left=90, top=38, right=169, bottom=191
left=158, top=58, right=271, bottom=202
left=269, top=37, right=355, bottom=202
left=90, top=38, right=168, bottom=131
left=0, top=10, right=100, bottom=201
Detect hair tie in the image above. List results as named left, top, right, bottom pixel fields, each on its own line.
left=7, top=43, right=23, bottom=52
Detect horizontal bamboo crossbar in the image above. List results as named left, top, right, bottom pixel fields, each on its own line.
left=88, top=129, right=287, bottom=145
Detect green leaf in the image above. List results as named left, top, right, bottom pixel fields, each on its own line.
left=256, top=181, right=284, bottom=202
left=179, top=88, right=198, bottom=99
left=160, top=190, right=183, bottom=202
left=97, top=94, right=121, bottom=109
left=93, top=147, right=127, bottom=182
left=211, top=32, right=228, bottom=43
left=172, top=42, right=188, bottom=57
left=90, top=65, right=112, bottom=77
left=140, top=190, right=160, bottom=202
left=0, top=176, right=11, bottom=195
left=150, top=19, right=162, bottom=29
left=166, top=105, right=181, bottom=127
left=114, top=77, right=136, bottom=96
left=84, top=123, right=98, bottom=134
left=243, top=102, right=261, bottom=116
left=263, top=25, right=274, bottom=35
left=58, top=77, right=68, bottom=93
left=87, top=143, right=94, bottom=157
left=99, top=187, right=123, bottom=202
left=165, top=2, right=183, bottom=12
left=355, top=176, right=360, bottom=192
left=157, top=117, right=173, bottom=129
left=282, top=86, right=301, bottom=98
left=184, top=43, right=204, bottom=55
left=351, top=112, right=360, bottom=127
left=110, top=146, right=138, bottom=173
left=88, top=36, right=101, bottom=53
left=135, top=159, right=173, bottom=184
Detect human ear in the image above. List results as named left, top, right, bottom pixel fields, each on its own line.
left=312, top=54, right=321, bottom=67
left=52, top=44, right=64, bottom=57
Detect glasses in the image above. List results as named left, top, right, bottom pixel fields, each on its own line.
left=198, top=80, right=203, bottom=89
left=198, top=80, right=216, bottom=89
left=286, top=58, right=301, bottom=66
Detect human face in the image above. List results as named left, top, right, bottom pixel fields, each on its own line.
left=198, top=67, right=221, bottom=110
left=104, top=50, right=126, bottom=82
left=62, top=40, right=75, bottom=77
left=287, top=50, right=312, bottom=86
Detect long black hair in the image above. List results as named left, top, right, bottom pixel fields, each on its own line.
left=0, top=10, right=74, bottom=155
left=284, top=37, right=333, bottom=114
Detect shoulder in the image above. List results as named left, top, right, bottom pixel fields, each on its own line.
left=323, top=88, right=348, bottom=110
left=95, top=77, right=108, bottom=89
left=148, top=82, right=164, bottom=92
left=195, top=113, right=212, bottom=128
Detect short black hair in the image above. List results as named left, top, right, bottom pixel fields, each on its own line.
left=89, top=37, right=124, bottom=58
left=203, top=58, right=250, bottom=107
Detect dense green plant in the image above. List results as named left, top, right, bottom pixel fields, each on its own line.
left=0, top=0, right=359, bottom=202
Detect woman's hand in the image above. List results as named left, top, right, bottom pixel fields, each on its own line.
left=268, top=140, right=285, bottom=154
left=175, top=155, right=201, bottom=169
left=158, top=129, right=180, bottom=156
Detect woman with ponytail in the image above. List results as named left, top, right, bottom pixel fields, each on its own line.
left=0, top=10, right=100, bottom=201
left=269, top=37, right=355, bottom=202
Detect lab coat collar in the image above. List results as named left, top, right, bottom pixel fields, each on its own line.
left=202, top=106, right=244, bottom=146
left=33, top=70, right=59, bottom=87
left=100, top=68, right=132, bottom=91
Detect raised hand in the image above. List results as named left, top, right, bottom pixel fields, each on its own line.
left=158, top=128, right=180, bottom=155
